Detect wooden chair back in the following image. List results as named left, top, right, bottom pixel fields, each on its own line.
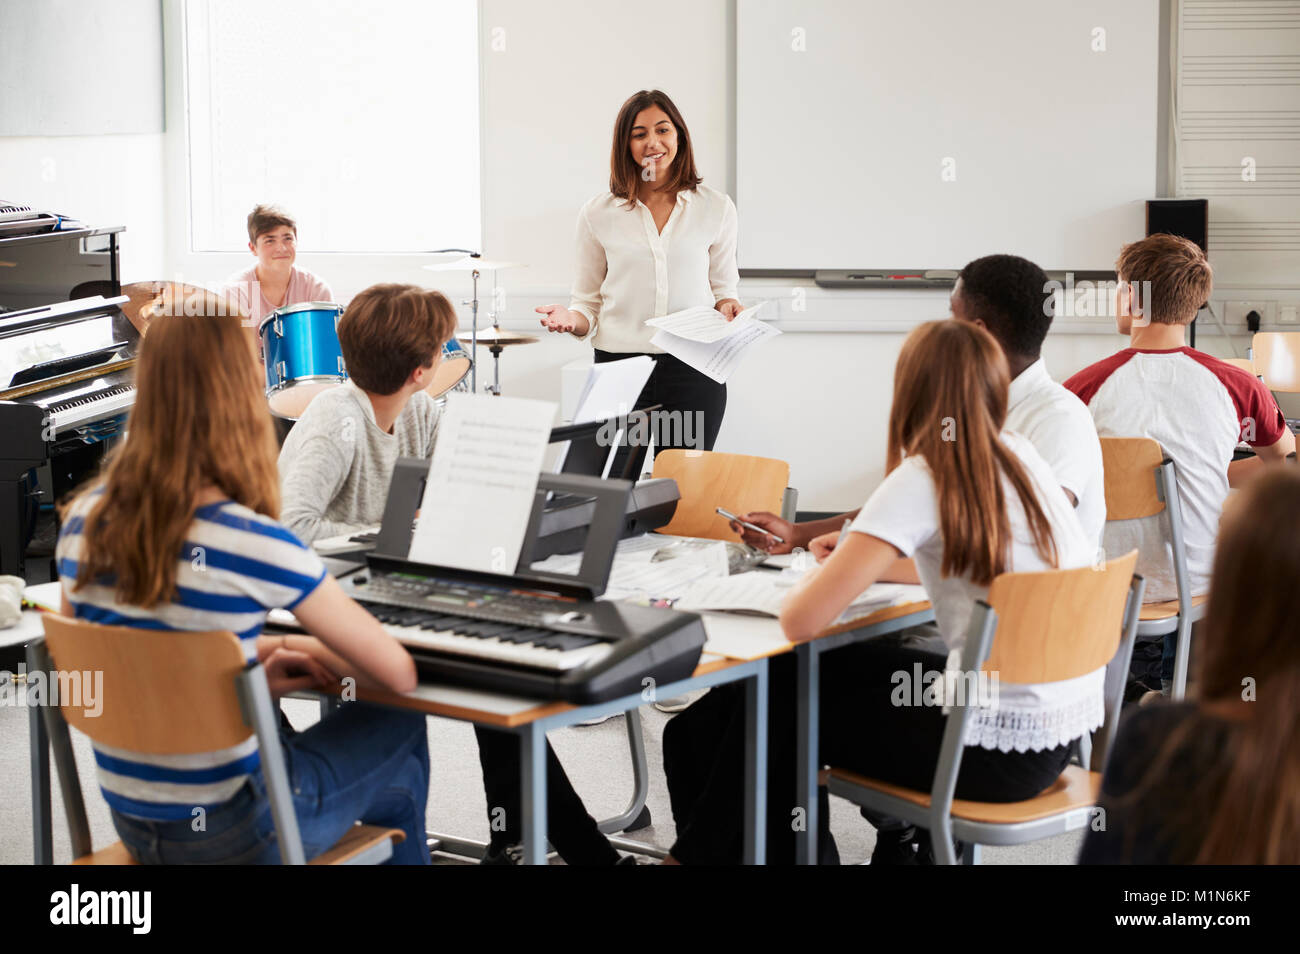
left=1099, top=437, right=1166, bottom=520
left=40, top=614, right=252, bottom=755
left=983, top=550, right=1139, bottom=684
left=651, top=449, right=790, bottom=540
left=1252, top=332, right=1300, bottom=392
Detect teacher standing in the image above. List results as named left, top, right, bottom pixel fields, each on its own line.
left=538, top=89, right=741, bottom=477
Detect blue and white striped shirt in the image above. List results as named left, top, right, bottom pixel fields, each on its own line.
left=56, top=490, right=327, bottom=820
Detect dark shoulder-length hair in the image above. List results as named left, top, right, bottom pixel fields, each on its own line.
left=609, top=89, right=702, bottom=207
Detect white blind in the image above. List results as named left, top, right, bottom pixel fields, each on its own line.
left=184, top=0, right=480, bottom=253
left=1174, top=0, right=1300, bottom=285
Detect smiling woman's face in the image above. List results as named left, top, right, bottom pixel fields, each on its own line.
left=629, top=106, right=677, bottom=183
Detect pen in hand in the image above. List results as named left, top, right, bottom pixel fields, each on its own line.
left=716, top=506, right=786, bottom=545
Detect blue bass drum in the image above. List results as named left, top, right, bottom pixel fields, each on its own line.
left=259, top=301, right=347, bottom=420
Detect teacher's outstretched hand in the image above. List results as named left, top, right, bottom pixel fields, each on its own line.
left=536, top=304, right=589, bottom=335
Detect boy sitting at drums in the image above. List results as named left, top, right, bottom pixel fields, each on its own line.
left=278, top=283, right=452, bottom=544
left=222, top=204, right=334, bottom=331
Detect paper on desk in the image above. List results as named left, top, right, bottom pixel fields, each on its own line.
left=675, top=571, right=906, bottom=621
left=604, top=557, right=722, bottom=601
left=529, top=533, right=669, bottom=576
left=312, top=525, right=380, bottom=555
left=408, top=392, right=555, bottom=574
left=644, top=302, right=769, bottom=344
left=699, top=612, right=792, bottom=661
left=650, top=318, right=781, bottom=384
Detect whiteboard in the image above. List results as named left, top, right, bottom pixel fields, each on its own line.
left=736, top=0, right=1160, bottom=271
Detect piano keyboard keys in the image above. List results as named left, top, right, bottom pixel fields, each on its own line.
left=359, top=602, right=610, bottom=673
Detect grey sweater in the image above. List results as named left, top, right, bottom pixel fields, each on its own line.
left=278, top=381, right=441, bottom=543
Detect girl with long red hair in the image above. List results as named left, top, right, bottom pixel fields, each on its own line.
left=57, top=297, right=431, bottom=864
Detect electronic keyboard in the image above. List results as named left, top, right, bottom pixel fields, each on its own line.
left=341, top=562, right=706, bottom=703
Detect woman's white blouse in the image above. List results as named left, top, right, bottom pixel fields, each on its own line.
left=567, top=184, right=740, bottom=354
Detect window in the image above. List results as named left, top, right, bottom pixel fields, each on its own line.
left=184, top=0, right=480, bottom=253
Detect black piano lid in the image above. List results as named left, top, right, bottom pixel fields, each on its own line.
left=0, top=294, right=130, bottom=337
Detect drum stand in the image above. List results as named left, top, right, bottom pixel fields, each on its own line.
left=486, top=342, right=504, bottom=397
left=466, top=267, right=481, bottom=394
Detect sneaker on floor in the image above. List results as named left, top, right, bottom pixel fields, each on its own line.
left=480, top=843, right=525, bottom=865
left=653, top=695, right=691, bottom=713
left=868, top=826, right=920, bottom=865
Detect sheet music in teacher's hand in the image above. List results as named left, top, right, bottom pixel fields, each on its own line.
left=649, top=314, right=782, bottom=385
left=408, top=392, right=556, bottom=575
left=644, top=301, right=770, bottom=343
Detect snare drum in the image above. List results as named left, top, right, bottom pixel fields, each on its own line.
left=424, top=336, right=473, bottom=399
left=259, top=302, right=347, bottom=419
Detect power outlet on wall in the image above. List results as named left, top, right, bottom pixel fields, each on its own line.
left=1224, top=301, right=1277, bottom=327
left=1279, top=304, right=1299, bottom=325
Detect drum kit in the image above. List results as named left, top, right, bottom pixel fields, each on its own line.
left=120, top=253, right=541, bottom=441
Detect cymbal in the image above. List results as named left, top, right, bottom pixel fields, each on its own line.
left=461, top=325, right=539, bottom=347
left=119, top=280, right=227, bottom=335
left=423, top=255, right=524, bottom=273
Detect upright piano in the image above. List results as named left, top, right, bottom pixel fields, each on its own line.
left=0, top=225, right=135, bottom=576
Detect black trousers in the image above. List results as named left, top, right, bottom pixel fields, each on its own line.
left=473, top=726, right=619, bottom=865
left=594, top=349, right=727, bottom=479
left=663, top=637, right=1073, bottom=865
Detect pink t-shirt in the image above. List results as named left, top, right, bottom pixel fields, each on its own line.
left=221, top=265, right=334, bottom=330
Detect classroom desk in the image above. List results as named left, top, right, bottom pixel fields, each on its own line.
left=22, top=580, right=772, bottom=865
left=22, top=576, right=933, bottom=866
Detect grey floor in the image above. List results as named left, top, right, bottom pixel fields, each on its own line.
left=1, top=695, right=1082, bottom=865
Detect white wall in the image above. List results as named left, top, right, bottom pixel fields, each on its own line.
left=0, top=134, right=166, bottom=278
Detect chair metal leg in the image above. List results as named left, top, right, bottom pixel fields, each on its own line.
left=237, top=667, right=306, bottom=865
left=595, top=710, right=651, bottom=835
left=1170, top=614, right=1193, bottom=700
left=962, top=842, right=981, bottom=865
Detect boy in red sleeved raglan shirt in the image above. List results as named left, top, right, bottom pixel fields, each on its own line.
left=1065, top=234, right=1294, bottom=688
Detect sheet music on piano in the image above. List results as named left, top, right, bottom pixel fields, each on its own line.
left=408, top=393, right=557, bottom=574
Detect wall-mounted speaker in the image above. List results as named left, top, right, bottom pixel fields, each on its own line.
left=1146, top=198, right=1208, bottom=252
left=1146, top=198, right=1209, bottom=345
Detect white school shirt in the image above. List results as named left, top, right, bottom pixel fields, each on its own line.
left=1005, top=358, right=1106, bottom=549
left=1064, top=347, right=1287, bottom=603
left=567, top=185, right=740, bottom=354
left=852, top=431, right=1103, bottom=753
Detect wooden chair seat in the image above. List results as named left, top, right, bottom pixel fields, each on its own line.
left=73, top=841, right=137, bottom=865
left=310, top=825, right=405, bottom=865
left=827, top=764, right=1100, bottom=824
left=71, top=825, right=404, bottom=866
left=1139, top=593, right=1207, bottom=621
